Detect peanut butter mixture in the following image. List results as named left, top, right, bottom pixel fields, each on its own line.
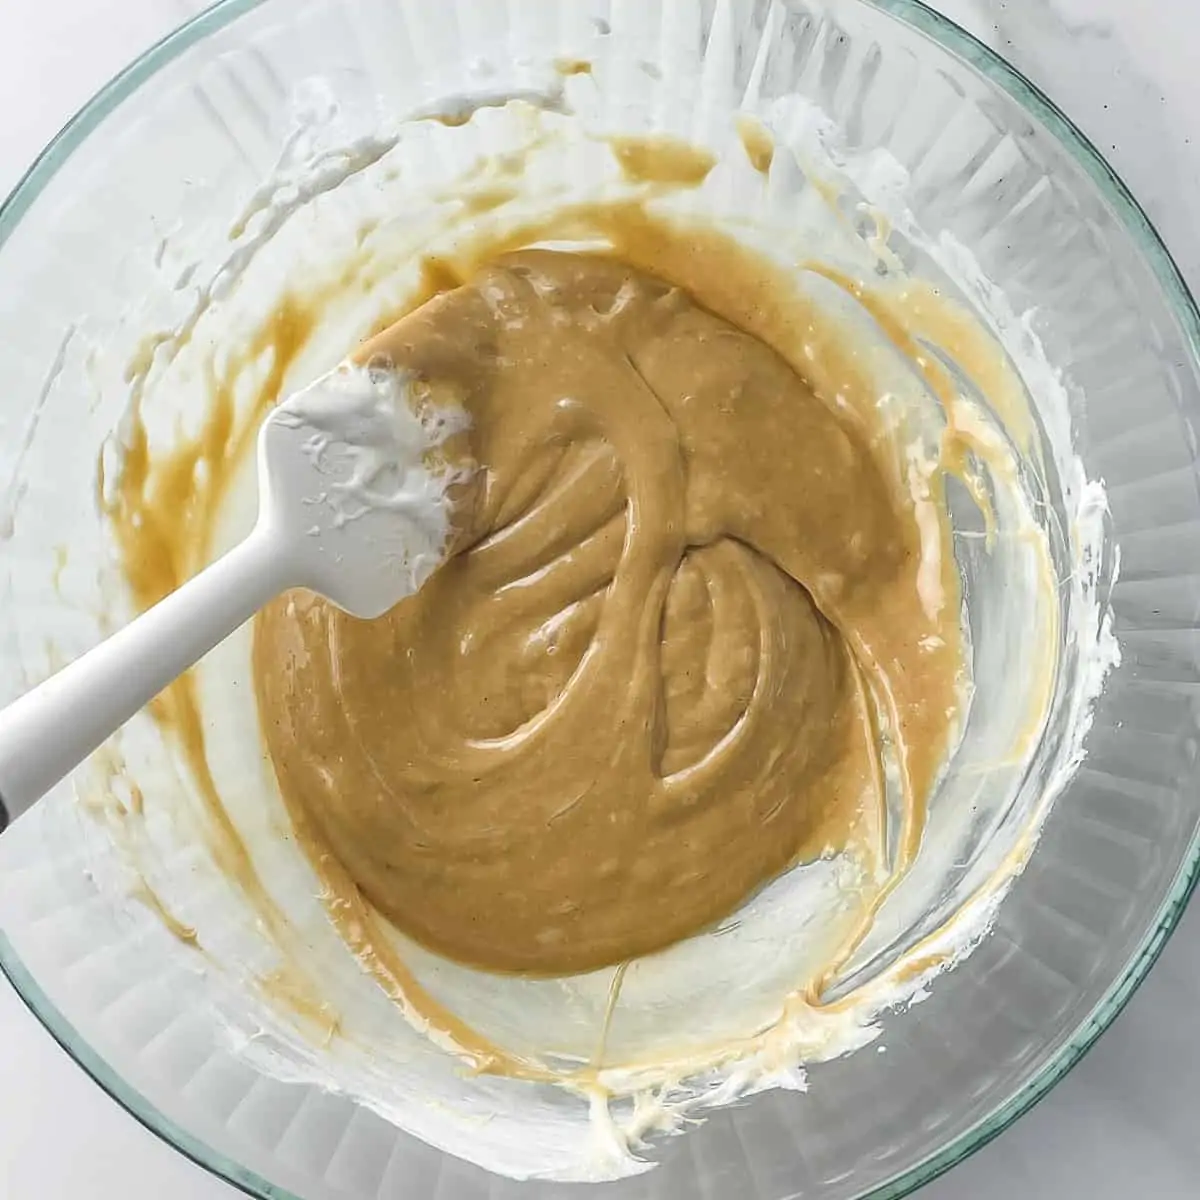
left=253, top=248, right=963, bottom=977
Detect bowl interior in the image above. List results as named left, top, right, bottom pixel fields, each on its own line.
left=1, top=1, right=1198, bottom=1198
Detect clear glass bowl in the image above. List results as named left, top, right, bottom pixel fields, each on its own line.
left=1, top=1, right=1198, bottom=1197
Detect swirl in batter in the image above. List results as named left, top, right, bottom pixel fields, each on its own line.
left=253, top=247, right=963, bottom=977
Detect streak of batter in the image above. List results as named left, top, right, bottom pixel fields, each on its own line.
left=253, top=248, right=964, bottom=977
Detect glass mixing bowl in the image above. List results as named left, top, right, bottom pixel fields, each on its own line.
left=1, top=1, right=1198, bottom=1197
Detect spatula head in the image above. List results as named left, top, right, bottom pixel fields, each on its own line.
left=257, top=363, right=471, bottom=619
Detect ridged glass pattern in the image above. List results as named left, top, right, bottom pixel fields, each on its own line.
left=1, top=1, right=1199, bottom=1197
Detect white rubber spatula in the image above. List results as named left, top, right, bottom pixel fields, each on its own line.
left=0, top=363, right=468, bottom=828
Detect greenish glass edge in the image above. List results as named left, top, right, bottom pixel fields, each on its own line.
left=0, top=0, right=260, bottom=239
left=0, top=928, right=289, bottom=1199
left=0, top=2, right=1197, bottom=1199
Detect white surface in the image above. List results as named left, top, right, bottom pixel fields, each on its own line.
left=1, top=0, right=1199, bottom=1197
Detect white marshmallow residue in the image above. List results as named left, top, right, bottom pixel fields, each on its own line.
left=408, top=83, right=570, bottom=127
left=268, top=363, right=471, bottom=604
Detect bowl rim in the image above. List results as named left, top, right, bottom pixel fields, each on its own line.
left=2, top=1, right=1199, bottom=1197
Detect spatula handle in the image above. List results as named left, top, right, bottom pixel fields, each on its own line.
left=0, top=525, right=292, bottom=827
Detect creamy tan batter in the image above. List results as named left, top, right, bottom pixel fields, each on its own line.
left=253, top=245, right=963, bottom=977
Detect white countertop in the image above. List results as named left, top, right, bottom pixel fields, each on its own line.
left=2, top=0, right=1199, bottom=1196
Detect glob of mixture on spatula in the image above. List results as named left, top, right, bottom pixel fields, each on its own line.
left=254, top=247, right=964, bottom=977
